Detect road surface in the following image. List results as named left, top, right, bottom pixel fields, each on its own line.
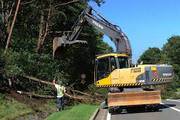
left=95, top=99, right=180, bottom=120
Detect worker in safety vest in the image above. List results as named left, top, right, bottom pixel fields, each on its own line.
left=52, top=79, right=66, bottom=111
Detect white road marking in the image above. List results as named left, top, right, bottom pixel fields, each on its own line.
left=106, top=111, right=111, bottom=120
left=166, top=99, right=180, bottom=103
left=161, top=103, right=180, bottom=112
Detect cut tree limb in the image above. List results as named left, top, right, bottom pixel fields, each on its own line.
left=16, top=90, right=101, bottom=102
left=54, top=0, right=80, bottom=8
left=22, top=75, right=102, bottom=102
left=17, top=90, right=55, bottom=99
left=72, top=90, right=92, bottom=97
left=23, top=75, right=53, bottom=85
left=21, top=0, right=34, bottom=5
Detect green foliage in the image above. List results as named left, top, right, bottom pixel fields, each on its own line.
left=88, top=84, right=108, bottom=95
left=1, top=50, right=64, bottom=79
left=162, top=36, right=180, bottom=98
left=1, top=50, right=23, bottom=77
left=0, top=0, right=112, bottom=94
left=163, top=36, right=180, bottom=74
left=138, top=47, right=162, bottom=64
left=47, top=104, right=98, bottom=120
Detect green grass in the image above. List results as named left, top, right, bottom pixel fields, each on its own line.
left=0, top=94, right=32, bottom=120
left=46, top=104, right=98, bottom=120
left=176, top=88, right=180, bottom=92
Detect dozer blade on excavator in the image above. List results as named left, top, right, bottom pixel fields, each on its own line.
left=108, top=90, right=161, bottom=107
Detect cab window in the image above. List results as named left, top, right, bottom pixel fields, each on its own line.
left=110, top=56, right=117, bottom=71
left=96, top=56, right=118, bottom=80
left=118, top=57, right=128, bottom=68
left=96, top=57, right=110, bottom=80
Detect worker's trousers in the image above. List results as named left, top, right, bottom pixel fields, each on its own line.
left=57, top=96, right=64, bottom=111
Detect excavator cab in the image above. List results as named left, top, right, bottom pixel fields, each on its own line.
left=94, top=53, right=130, bottom=86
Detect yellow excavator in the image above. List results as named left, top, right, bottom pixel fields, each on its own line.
left=53, top=6, right=174, bottom=112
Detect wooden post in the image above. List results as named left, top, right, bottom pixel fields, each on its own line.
left=4, top=0, right=21, bottom=54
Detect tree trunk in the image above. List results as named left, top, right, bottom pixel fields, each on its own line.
left=36, top=7, right=51, bottom=53
left=36, top=11, right=44, bottom=53
left=4, top=0, right=21, bottom=54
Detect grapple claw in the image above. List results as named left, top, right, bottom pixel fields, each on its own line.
left=53, top=37, right=87, bottom=57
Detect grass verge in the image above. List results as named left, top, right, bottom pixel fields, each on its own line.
left=0, top=94, right=32, bottom=120
left=46, top=104, right=98, bottom=120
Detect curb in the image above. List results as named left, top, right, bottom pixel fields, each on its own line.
left=89, top=108, right=99, bottom=120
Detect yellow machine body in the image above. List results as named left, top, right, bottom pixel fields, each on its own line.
left=95, top=53, right=173, bottom=88
left=95, top=67, right=146, bottom=87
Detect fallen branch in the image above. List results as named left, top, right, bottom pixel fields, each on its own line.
left=16, top=90, right=101, bottom=102
left=23, top=75, right=53, bottom=85
left=72, top=90, right=92, bottom=97
left=21, top=0, right=34, bottom=5
left=23, top=75, right=91, bottom=96
left=17, top=90, right=55, bottom=99
left=22, top=75, right=103, bottom=102
left=54, top=0, right=80, bottom=8
left=94, top=92, right=104, bottom=97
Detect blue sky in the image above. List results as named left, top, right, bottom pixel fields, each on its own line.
left=89, top=0, right=180, bottom=63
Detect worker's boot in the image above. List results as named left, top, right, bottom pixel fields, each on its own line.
left=59, top=107, right=63, bottom=111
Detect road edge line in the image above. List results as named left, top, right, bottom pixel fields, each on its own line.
left=161, top=103, right=180, bottom=112
left=89, top=108, right=99, bottom=120
left=166, top=99, right=180, bottom=103
left=106, top=111, right=111, bottom=120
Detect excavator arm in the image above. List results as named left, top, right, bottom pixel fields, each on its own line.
left=84, top=7, right=131, bottom=55
left=53, top=6, right=131, bottom=56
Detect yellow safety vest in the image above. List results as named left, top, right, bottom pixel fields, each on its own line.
left=55, top=84, right=65, bottom=98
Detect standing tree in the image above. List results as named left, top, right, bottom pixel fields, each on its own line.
left=162, top=36, right=180, bottom=92
left=0, top=0, right=15, bottom=48
left=138, top=47, right=162, bottom=64
left=4, top=0, right=21, bottom=54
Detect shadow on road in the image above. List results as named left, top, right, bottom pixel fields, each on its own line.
left=111, top=104, right=176, bottom=115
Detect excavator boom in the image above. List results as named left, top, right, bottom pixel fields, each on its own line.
left=53, top=6, right=131, bottom=56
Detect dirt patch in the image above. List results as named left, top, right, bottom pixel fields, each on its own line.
left=7, top=91, right=46, bottom=109
left=5, top=90, right=56, bottom=120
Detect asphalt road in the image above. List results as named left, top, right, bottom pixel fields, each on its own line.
left=100, top=99, right=180, bottom=120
